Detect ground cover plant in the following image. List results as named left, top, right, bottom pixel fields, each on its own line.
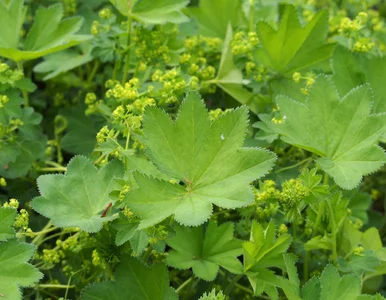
left=2, top=0, right=386, bottom=299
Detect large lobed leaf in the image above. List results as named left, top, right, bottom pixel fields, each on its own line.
left=255, top=5, right=334, bottom=75
left=0, top=0, right=91, bottom=62
left=125, top=91, right=276, bottom=228
left=32, top=156, right=124, bottom=232
left=166, top=221, right=243, bottom=281
left=0, top=239, right=42, bottom=300
left=268, top=75, right=386, bottom=189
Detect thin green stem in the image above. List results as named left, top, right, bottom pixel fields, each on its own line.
left=16, top=61, right=29, bottom=106
left=36, top=284, right=75, bottom=289
left=87, top=60, right=100, bottom=85
left=31, top=221, right=53, bottom=245
left=39, top=167, right=67, bottom=172
left=249, top=0, right=255, bottom=32
left=326, top=199, right=338, bottom=262
left=122, top=14, right=133, bottom=84
left=176, top=277, right=194, bottom=293
left=275, top=157, right=313, bottom=173
left=45, top=160, right=66, bottom=168
left=224, top=274, right=243, bottom=295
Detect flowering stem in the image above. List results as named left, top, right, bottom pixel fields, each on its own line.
left=36, top=284, right=75, bottom=289
left=31, top=221, right=53, bottom=245
left=122, top=13, right=133, bottom=84
left=249, top=0, right=255, bottom=32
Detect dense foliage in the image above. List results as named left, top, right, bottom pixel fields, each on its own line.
left=1, top=0, right=386, bottom=299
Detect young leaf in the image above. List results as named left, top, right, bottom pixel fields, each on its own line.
left=0, top=1, right=91, bottom=62
left=243, top=220, right=292, bottom=297
left=166, top=221, right=243, bottom=281
left=125, top=91, right=276, bottom=228
left=268, top=75, right=386, bottom=189
left=213, top=25, right=257, bottom=113
left=0, top=207, right=17, bottom=241
left=81, top=255, right=177, bottom=300
left=189, top=0, right=244, bottom=38
left=255, top=5, right=334, bottom=75
left=0, top=239, right=42, bottom=300
left=32, top=156, right=124, bottom=233
left=110, top=0, right=189, bottom=24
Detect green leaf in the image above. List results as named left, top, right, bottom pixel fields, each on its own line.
left=32, top=156, right=124, bottom=232
left=189, top=0, right=244, bottom=38
left=362, top=56, right=386, bottom=113
left=0, top=0, right=27, bottom=49
left=81, top=254, right=177, bottom=300
left=319, top=265, right=361, bottom=300
left=33, top=43, right=94, bottom=80
left=213, top=25, right=257, bottom=113
left=111, top=215, right=138, bottom=246
left=0, top=239, right=42, bottom=300
left=268, top=75, right=386, bottom=189
left=110, top=0, right=189, bottom=24
left=166, top=221, right=243, bottom=281
left=0, top=1, right=92, bottom=62
left=0, top=207, right=16, bottom=241
left=255, top=5, right=334, bottom=75
left=243, top=221, right=292, bottom=297
left=278, top=254, right=301, bottom=300
left=125, top=91, right=276, bottom=228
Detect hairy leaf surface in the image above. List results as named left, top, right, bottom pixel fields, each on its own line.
left=125, top=91, right=276, bottom=228
left=32, top=156, right=124, bottom=232
left=0, top=240, right=42, bottom=300
left=269, top=75, right=386, bottom=189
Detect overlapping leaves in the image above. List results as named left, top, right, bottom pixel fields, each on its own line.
left=166, top=221, right=243, bottom=281
left=125, top=91, right=276, bottom=228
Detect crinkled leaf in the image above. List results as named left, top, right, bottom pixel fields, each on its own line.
left=213, top=25, right=256, bottom=113
left=81, top=255, right=177, bottom=300
left=268, top=75, right=386, bottom=189
left=189, top=0, right=244, bottom=38
left=255, top=5, right=334, bottom=75
left=125, top=91, right=276, bottom=228
left=0, top=239, right=42, bottom=300
left=0, top=207, right=17, bottom=241
left=32, top=156, right=124, bottom=232
left=166, top=221, right=243, bottom=281
left=0, top=1, right=92, bottom=62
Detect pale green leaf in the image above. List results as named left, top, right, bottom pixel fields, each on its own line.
left=32, top=156, right=124, bottom=232
left=81, top=255, right=177, bottom=300
left=255, top=5, right=334, bottom=75
left=269, top=75, right=386, bottom=189
left=0, top=207, right=16, bottom=241
left=166, top=221, right=243, bottom=281
left=0, top=239, right=42, bottom=300
left=126, top=91, right=276, bottom=228
left=214, top=25, right=257, bottom=113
